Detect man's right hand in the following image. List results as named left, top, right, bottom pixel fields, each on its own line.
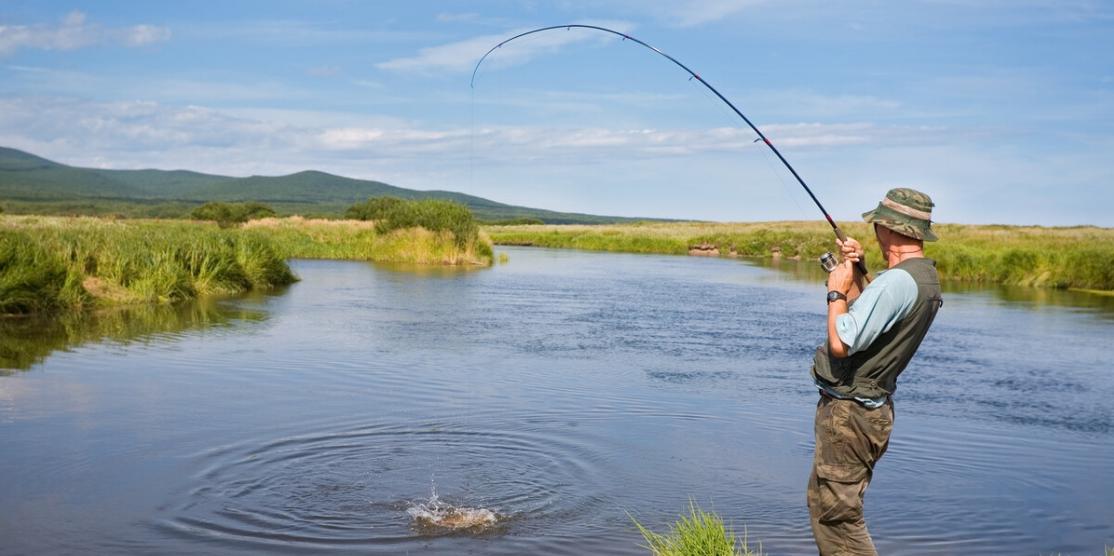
left=836, top=237, right=864, bottom=263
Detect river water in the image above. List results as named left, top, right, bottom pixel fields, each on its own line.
left=1, top=247, right=1111, bottom=555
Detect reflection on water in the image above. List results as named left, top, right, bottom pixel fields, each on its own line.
left=0, top=297, right=269, bottom=373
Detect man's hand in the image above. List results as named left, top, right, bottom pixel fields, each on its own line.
left=836, top=237, right=864, bottom=263
left=827, top=260, right=854, bottom=295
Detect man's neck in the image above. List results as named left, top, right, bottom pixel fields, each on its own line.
left=885, top=248, right=924, bottom=268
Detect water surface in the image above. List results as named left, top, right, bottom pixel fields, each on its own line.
left=1, top=248, right=1111, bottom=554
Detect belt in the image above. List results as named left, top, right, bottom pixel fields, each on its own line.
left=815, top=381, right=889, bottom=409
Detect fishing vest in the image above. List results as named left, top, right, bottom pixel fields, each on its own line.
left=811, top=257, right=943, bottom=400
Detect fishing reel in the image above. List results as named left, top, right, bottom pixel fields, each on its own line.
left=819, top=252, right=839, bottom=273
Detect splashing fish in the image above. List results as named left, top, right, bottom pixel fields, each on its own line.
left=407, top=493, right=499, bottom=532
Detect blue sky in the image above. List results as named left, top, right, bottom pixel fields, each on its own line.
left=1, top=1, right=1112, bottom=225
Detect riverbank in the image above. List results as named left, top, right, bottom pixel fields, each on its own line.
left=0, top=215, right=494, bottom=314
left=486, top=221, right=1114, bottom=291
left=1, top=215, right=297, bottom=314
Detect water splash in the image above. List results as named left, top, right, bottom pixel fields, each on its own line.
left=406, top=485, right=500, bottom=533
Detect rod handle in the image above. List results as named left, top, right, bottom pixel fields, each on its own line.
left=832, top=226, right=873, bottom=284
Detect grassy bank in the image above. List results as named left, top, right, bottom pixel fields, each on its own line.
left=243, top=217, right=493, bottom=265
left=1, top=215, right=296, bottom=314
left=0, top=213, right=494, bottom=314
left=487, top=221, right=1114, bottom=291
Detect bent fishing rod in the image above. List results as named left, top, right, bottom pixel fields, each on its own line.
left=471, top=24, right=871, bottom=281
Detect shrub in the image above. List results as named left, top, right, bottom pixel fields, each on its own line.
left=191, top=202, right=276, bottom=227
left=351, top=198, right=479, bottom=248
left=346, top=196, right=406, bottom=221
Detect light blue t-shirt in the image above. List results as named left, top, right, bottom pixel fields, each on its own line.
left=834, top=268, right=919, bottom=355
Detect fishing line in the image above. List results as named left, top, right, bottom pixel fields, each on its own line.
left=471, top=24, right=871, bottom=280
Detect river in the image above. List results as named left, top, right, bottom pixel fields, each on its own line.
left=1, top=247, right=1111, bottom=555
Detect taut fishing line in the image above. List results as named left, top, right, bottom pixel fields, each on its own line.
left=470, top=24, right=871, bottom=280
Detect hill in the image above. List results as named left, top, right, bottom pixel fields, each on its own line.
left=0, top=146, right=647, bottom=224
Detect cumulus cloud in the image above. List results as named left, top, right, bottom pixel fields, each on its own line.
left=377, top=20, right=635, bottom=74
left=0, top=11, right=170, bottom=56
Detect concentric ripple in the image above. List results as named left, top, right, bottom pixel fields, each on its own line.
left=153, top=420, right=609, bottom=550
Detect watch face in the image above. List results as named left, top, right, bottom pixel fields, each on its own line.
left=827, top=291, right=845, bottom=302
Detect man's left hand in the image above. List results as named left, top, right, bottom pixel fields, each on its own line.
left=827, top=260, right=854, bottom=295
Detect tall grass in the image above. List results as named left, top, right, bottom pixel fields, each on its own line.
left=487, top=221, right=1114, bottom=291
left=632, top=502, right=763, bottom=556
left=0, top=216, right=296, bottom=314
left=244, top=216, right=493, bottom=265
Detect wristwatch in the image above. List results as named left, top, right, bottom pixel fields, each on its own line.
left=827, top=291, right=848, bottom=304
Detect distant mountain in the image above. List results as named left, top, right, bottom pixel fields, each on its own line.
left=0, top=146, right=648, bottom=224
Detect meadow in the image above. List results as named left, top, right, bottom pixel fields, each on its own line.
left=486, top=221, right=1114, bottom=292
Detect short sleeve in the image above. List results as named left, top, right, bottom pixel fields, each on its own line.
left=834, top=268, right=918, bottom=355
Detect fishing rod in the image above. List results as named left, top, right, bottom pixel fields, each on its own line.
left=471, top=24, right=871, bottom=281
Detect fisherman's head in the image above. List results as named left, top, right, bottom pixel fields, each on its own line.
left=862, top=187, right=936, bottom=250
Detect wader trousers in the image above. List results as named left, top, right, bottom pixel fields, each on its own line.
left=807, top=395, right=894, bottom=556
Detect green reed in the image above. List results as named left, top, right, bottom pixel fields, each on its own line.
left=0, top=216, right=297, bottom=314
left=487, top=221, right=1114, bottom=291
left=243, top=217, right=493, bottom=266
left=632, top=502, right=763, bottom=556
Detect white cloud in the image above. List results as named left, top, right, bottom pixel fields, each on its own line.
left=436, top=13, right=480, bottom=23
left=122, top=24, right=172, bottom=46
left=1, top=95, right=1107, bottom=224
left=669, top=0, right=769, bottom=27
left=179, top=20, right=436, bottom=45
left=0, top=96, right=935, bottom=176
left=377, top=21, right=635, bottom=75
left=0, top=11, right=170, bottom=56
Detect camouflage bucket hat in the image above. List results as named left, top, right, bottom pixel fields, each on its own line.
left=862, top=187, right=938, bottom=242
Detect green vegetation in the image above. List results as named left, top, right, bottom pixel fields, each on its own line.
left=346, top=196, right=405, bottom=221
left=366, top=198, right=479, bottom=248
left=479, top=217, right=545, bottom=226
left=0, top=146, right=649, bottom=224
left=0, top=216, right=296, bottom=314
left=0, top=211, right=494, bottom=315
left=633, top=502, right=762, bottom=556
left=191, top=201, right=276, bottom=227
left=245, top=217, right=493, bottom=265
left=487, top=221, right=1114, bottom=291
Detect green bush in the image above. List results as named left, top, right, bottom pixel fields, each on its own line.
left=351, top=197, right=479, bottom=248
left=346, top=196, right=406, bottom=221
left=191, top=202, right=276, bottom=227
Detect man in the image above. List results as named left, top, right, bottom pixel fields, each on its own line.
left=807, top=188, right=944, bottom=555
